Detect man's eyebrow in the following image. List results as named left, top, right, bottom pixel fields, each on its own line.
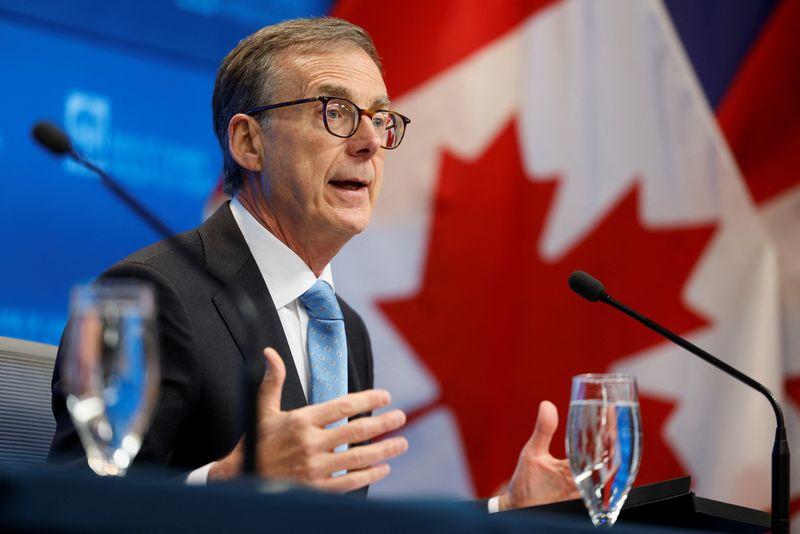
left=316, top=84, right=391, bottom=109
left=372, top=95, right=392, bottom=108
left=316, top=84, right=351, bottom=99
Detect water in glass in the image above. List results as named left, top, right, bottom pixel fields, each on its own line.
left=566, top=374, right=642, bottom=527
left=61, top=280, right=160, bottom=476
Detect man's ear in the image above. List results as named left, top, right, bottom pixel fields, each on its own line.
left=228, top=113, right=263, bottom=172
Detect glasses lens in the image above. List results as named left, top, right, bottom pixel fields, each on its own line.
left=375, top=112, right=405, bottom=149
left=324, top=98, right=358, bottom=137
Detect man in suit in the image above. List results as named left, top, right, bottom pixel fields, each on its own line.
left=51, top=17, right=577, bottom=509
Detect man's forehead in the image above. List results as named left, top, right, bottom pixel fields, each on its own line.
left=278, top=50, right=389, bottom=107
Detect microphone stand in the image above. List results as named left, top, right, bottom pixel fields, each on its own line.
left=64, top=148, right=263, bottom=475
left=597, top=288, right=790, bottom=533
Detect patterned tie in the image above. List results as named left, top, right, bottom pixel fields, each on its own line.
left=299, top=280, right=348, bottom=457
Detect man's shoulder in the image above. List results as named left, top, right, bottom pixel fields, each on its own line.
left=104, top=202, right=235, bottom=279
left=99, top=228, right=203, bottom=291
left=114, top=228, right=201, bottom=271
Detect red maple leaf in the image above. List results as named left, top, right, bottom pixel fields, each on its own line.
left=378, top=120, right=717, bottom=496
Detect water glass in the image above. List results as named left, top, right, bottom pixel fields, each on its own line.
left=566, top=374, right=642, bottom=527
left=61, top=279, right=160, bottom=476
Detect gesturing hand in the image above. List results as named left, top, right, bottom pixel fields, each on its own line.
left=210, top=347, right=408, bottom=491
left=498, top=400, right=579, bottom=511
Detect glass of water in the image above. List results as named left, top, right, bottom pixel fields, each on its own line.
left=61, top=279, right=160, bottom=476
left=566, top=374, right=642, bottom=527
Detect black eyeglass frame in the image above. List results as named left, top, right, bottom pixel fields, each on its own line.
left=244, top=96, right=411, bottom=150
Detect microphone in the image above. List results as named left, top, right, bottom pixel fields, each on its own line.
left=32, top=121, right=262, bottom=475
left=32, top=121, right=178, bottom=240
left=568, top=270, right=605, bottom=302
left=32, top=121, right=73, bottom=156
left=568, top=270, right=789, bottom=534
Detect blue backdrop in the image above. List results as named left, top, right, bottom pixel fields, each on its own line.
left=0, top=0, right=332, bottom=344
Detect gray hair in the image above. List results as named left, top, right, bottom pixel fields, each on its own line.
left=212, top=17, right=383, bottom=194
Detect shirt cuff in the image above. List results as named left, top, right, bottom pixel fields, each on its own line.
left=185, top=462, right=215, bottom=485
left=487, top=496, right=501, bottom=514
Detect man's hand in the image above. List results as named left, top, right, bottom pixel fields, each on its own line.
left=498, top=400, right=579, bottom=511
left=209, top=347, right=408, bottom=491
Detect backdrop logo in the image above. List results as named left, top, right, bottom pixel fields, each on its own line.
left=60, top=89, right=213, bottom=196
left=63, top=90, right=111, bottom=177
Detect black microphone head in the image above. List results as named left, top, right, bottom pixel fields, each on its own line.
left=568, top=271, right=606, bottom=302
left=32, top=121, right=73, bottom=156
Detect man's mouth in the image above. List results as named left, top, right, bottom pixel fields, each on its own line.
left=329, top=179, right=368, bottom=191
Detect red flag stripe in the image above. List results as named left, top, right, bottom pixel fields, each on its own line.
left=331, top=0, right=557, bottom=100
left=717, top=0, right=800, bottom=205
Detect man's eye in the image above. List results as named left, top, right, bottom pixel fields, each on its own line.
left=326, top=108, right=343, bottom=120
left=371, top=116, right=386, bottom=129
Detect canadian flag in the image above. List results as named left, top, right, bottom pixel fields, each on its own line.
left=323, top=0, right=800, bottom=522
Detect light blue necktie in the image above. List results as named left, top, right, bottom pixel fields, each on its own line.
left=299, top=280, right=348, bottom=459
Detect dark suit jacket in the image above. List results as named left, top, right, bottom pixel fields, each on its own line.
left=50, top=203, right=374, bottom=478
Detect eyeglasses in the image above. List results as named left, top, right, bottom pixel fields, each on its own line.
left=245, top=96, right=411, bottom=150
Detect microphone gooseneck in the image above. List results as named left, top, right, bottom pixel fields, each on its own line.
left=568, top=270, right=789, bottom=534
left=33, top=121, right=263, bottom=475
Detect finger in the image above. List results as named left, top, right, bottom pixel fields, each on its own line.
left=314, top=463, right=392, bottom=493
left=305, top=389, right=392, bottom=426
left=321, top=409, right=406, bottom=449
left=259, top=347, right=287, bottom=413
left=329, top=437, right=408, bottom=473
left=527, top=400, right=559, bottom=456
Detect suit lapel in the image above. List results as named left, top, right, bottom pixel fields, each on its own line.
left=200, top=204, right=308, bottom=411
left=340, top=297, right=368, bottom=396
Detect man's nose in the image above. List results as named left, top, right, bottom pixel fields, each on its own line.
left=348, top=115, right=382, bottom=157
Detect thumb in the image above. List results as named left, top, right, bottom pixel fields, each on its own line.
left=527, top=400, right=559, bottom=456
left=259, top=347, right=286, bottom=413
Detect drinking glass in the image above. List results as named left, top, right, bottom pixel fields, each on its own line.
left=566, top=374, right=642, bottom=527
left=61, top=279, right=160, bottom=476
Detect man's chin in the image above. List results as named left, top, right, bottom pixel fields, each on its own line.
left=330, top=210, right=372, bottom=238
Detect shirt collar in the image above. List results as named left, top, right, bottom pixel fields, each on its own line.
left=229, top=196, right=334, bottom=309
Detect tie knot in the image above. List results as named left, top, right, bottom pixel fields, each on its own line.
left=299, top=280, right=343, bottom=320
